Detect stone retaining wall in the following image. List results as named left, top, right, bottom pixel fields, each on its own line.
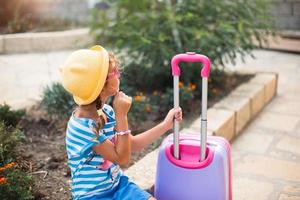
left=0, top=28, right=92, bottom=54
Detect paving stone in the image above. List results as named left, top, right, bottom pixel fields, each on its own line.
left=204, top=108, right=235, bottom=141
left=231, top=82, right=265, bottom=118
left=231, top=131, right=274, bottom=154
left=235, top=155, right=300, bottom=182
left=233, top=177, right=274, bottom=200
left=279, top=194, right=300, bottom=200
left=276, top=136, right=300, bottom=156
left=283, top=185, right=300, bottom=195
left=265, top=96, right=300, bottom=116
left=251, top=111, right=300, bottom=132
left=0, top=51, right=70, bottom=108
left=124, top=149, right=158, bottom=190
left=278, top=84, right=300, bottom=101
left=214, top=94, right=251, bottom=135
left=3, top=33, right=33, bottom=53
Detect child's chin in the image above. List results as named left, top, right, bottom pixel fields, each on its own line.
left=111, top=92, right=118, bottom=97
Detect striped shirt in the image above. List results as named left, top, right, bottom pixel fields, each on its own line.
left=66, top=104, right=122, bottom=200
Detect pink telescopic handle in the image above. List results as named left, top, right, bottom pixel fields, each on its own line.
left=171, top=52, right=211, bottom=77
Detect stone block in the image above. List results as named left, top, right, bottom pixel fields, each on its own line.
left=231, top=82, right=265, bottom=118
left=214, top=95, right=251, bottom=135
left=190, top=109, right=235, bottom=140
left=31, top=29, right=92, bottom=51
left=0, top=35, right=4, bottom=54
left=124, top=149, right=158, bottom=190
left=249, top=73, right=278, bottom=104
left=3, top=33, right=33, bottom=53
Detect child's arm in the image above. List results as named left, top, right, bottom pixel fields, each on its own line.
left=130, top=108, right=182, bottom=152
left=93, top=92, right=132, bottom=166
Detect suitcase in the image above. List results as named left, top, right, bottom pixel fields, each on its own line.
left=154, top=52, right=232, bottom=200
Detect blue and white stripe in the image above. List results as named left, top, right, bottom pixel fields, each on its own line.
left=66, top=104, right=122, bottom=199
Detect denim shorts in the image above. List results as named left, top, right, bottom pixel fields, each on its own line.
left=80, top=176, right=152, bottom=200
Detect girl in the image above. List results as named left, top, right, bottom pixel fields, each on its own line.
left=61, top=45, right=182, bottom=200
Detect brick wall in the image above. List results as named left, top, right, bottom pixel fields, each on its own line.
left=270, top=0, right=300, bottom=30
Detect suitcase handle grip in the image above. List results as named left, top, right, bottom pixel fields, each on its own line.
left=171, top=52, right=211, bottom=77
left=171, top=52, right=210, bottom=161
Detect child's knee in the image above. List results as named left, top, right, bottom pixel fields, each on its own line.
left=148, top=197, right=156, bottom=200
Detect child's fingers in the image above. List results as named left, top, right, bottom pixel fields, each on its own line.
left=174, top=108, right=182, bottom=121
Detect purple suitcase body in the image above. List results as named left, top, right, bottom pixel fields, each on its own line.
left=154, top=52, right=232, bottom=200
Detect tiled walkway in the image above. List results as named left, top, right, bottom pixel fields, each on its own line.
left=227, top=50, right=300, bottom=199
left=0, top=51, right=70, bottom=109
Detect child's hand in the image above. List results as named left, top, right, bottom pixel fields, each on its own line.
left=113, top=91, right=132, bottom=118
left=162, top=107, right=183, bottom=130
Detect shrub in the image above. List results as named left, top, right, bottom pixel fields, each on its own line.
left=0, top=165, right=33, bottom=200
left=0, top=104, right=25, bottom=128
left=0, top=122, right=33, bottom=199
left=0, top=122, right=25, bottom=165
left=90, top=0, right=273, bottom=92
left=41, top=82, right=76, bottom=120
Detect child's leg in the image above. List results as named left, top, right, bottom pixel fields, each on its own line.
left=148, top=197, right=156, bottom=200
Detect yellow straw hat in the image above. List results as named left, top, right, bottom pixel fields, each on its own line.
left=60, top=45, right=109, bottom=105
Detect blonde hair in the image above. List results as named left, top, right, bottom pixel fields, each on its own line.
left=108, top=51, right=121, bottom=72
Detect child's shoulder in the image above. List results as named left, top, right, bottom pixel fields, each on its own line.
left=102, top=104, right=115, bottom=118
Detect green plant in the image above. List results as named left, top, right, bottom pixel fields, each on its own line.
left=0, top=166, right=33, bottom=200
left=41, top=82, right=76, bottom=120
left=0, top=104, right=25, bottom=128
left=90, top=0, right=273, bottom=92
left=0, top=122, right=33, bottom=199
left=0, top=122, right=25, bottom=165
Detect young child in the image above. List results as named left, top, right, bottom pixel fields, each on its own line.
left=60, top=45, right=182, bottom=200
